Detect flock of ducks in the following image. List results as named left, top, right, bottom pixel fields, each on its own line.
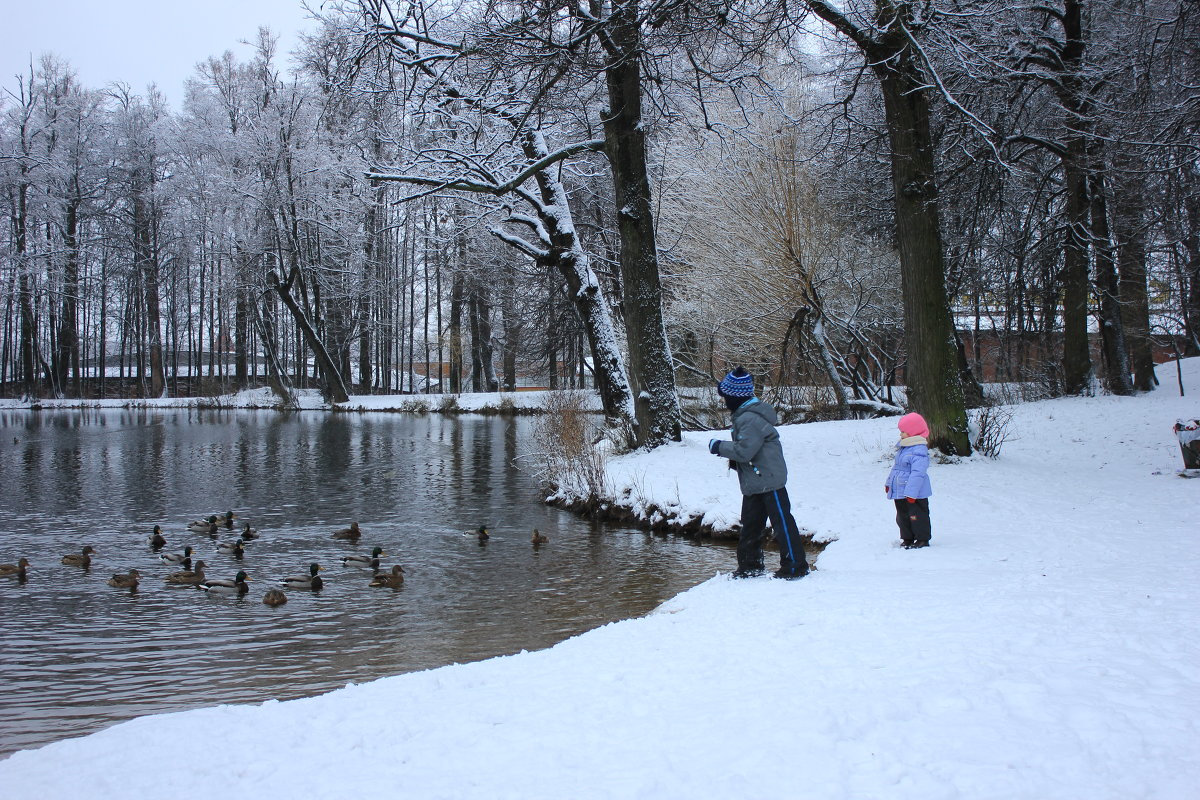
left=0, top=516, right=553, bottom=605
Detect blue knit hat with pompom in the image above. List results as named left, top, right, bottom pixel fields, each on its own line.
left=718, top=367, right=755, bottom=398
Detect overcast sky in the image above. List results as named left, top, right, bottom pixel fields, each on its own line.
left=0, top=0, right=321, bottom=107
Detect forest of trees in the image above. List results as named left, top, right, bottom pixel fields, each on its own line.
left=2, top=0, right=1198, bottom=453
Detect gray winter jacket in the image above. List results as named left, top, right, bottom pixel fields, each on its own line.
left=712, top=398, right=789, bottom=496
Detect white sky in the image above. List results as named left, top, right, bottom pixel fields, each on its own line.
left=0, top=0, right=322, bottom=107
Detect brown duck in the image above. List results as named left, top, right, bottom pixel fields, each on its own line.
left=369, top=564, right=406, bottom=588
left=332, top=522, right=362, bottom=541
left=165, top=560, right=207, bottom=585
left=262, top=588, right=288, bottom=607
left=61, top=546, right=96, bottom=568
left=0, top=558, right=30, bottom=579
left=107, top=569, right=140, bottom=589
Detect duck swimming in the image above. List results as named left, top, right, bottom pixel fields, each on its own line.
left=148, top=525, right=167, bottom=550
left=332, top=522, right=361, bottom=541
left=201, top=570, right=250, bottom=595
left=165, top=560, right=207, bottom=585
left=107, top=569, right=140, bottom=589
left=472, top=526, right=489, bottom=542
left=531, top=529, right=549, bottom=545
left=61, top=546, right=96, bottom=568
left=216, top=539, right=246, bottom=558
left=160, top=546, right=194, bottom=566
left=188, top=515, right=218, bottom=532
left=216, top=511, right=236, bottom=530
left=341, top=546, right=385, bottom=566
left=368, top=564, right=405, bottom=589
left=281, top=563, right=324, bottom=591
left=239, top=522, right=259, bottom=541
left=262, top=588, right=288, bottom=607
left=0, top=558, right=29, bottom=579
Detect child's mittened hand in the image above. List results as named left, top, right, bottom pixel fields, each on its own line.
left=708, top=439, right=721, bottom=455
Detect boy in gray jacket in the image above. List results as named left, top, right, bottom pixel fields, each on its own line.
left=708, top=367, right=807, bottom=579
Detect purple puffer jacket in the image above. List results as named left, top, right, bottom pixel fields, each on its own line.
left=886, top=443, right=932, bottom=500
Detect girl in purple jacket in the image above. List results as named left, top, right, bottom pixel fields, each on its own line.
left=885, top=412, right=933, bottom=548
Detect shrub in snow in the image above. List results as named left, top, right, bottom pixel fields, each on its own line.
left=527, top=390, right=610, bottom=501
left=971, top=404, right=1016, bottom=459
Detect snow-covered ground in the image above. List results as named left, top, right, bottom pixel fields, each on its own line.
left=2, top=362, right=1198, bottom=799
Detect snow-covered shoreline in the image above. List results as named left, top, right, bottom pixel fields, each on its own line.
left=0, top=386, right=601, bottom=415
left=2, top=363, right=1198, bottom=798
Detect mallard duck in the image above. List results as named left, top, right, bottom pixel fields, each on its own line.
left=332, top=522, right=361, bottom=541
left=216, top=539, right=246, bottom=557
left=165, top=560, right=207, bottom=585
left=148, top=525, right=167, bottom=550
left=61, top=546, right=96, bottom=567
left=201, top=570, right=250, bottom=595
left=471, top=525, right=489, bottom=541
left=531, top=529, right=549, bottom=544
left=187, top=515, right=219, bottom=532
left=160, top=545, right=194, bottom=566
left=216, top=511, right=236, bottom=530
left=0, top=558, right=29, bottom=579
left=281, top=563, right=324, bottom=591
left=341, top=546, right=385, bottom=566
left=107, top=569, right=140, bottom=589
left=262, top=588, right=288, bottom=607
left=239, top=522, right=259, bottom=541
left=368, top=564, right=405, bottom=588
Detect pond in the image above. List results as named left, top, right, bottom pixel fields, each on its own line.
left=0, top=409, right=731, bottom=757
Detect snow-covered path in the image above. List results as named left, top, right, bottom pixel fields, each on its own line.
left=2, top=364, right=1198, bottom=799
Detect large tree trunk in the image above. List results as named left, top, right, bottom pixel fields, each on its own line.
left=448, top=272, right=464, bottom=394
left=468, top=284, right=499, bottom=392
left=1182, top=186, right=1200, bottom=355
left=1060, top=149, right=1094, bottom=395
left=1112, top=167, right=1156, bottom=390
left=1087, top=169, right=1133, bottom=395
left=601, top=7, right=681, bottom=448
left=877, top=68, right=971, bottom=454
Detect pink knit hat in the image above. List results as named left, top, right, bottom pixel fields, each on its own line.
left=897, top=412, right=929, bottom=438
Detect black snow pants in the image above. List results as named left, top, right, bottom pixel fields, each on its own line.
left=894, top=498, right=931, bottom=546
left=738, top=487, right=807, bottom=576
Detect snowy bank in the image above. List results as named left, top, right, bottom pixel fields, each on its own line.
left=0, top=387, right=602, bottom=415
left=2, top=363, right=1199, bottom=799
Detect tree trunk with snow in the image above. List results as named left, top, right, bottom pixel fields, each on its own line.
left=514, top=131, right=637, bottom=439
left=601, top=8, right=681, bottom=448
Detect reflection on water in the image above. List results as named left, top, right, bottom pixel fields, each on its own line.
left=0, top=409, right=730, bottom=757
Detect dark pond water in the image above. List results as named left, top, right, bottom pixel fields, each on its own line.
left=0, top=409, right=730, bottom=757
